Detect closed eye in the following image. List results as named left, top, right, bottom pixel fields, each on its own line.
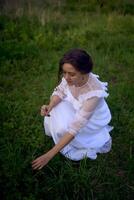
left=63, top=71, right=76, bottom=77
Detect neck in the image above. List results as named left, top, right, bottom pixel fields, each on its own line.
left=75, top=74, right=89, bottom=87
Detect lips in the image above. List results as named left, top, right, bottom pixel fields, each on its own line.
left=67, top=81, right=72, bottom=84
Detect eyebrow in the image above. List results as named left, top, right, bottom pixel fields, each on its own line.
left=62, top=70, right=76, bottom=74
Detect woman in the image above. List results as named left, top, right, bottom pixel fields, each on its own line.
left=32, top=48, right=113, bottom=170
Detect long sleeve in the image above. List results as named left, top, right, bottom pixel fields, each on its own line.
left=68, top=97, right=101, bottom=135
left=51, top=78, right=66, bottom=100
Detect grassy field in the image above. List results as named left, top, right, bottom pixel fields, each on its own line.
left=0, top=1, right=134, bottom=200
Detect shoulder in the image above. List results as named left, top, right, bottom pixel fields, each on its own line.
left=58, top=77, right=67, bottom=87
left=78, top=73, right=109, bottom=102
left=87, top=73, right=103, bottom=91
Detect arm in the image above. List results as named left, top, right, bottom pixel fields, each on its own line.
left=32, top=132, right=74, bottom=170
left=32, top=97, right=100, bottom=170
left=68, top=97, right=100, bottom=135
left=48, top=95, right=62, bottom=111
left=41, top=79, right=66, bottom=116
left=41, top=95, right=62, bottom=116
left=49, top=94, right=62, bottom=108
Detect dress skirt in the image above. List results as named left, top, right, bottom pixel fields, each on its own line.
left=44, top=100, right=113, bottom=161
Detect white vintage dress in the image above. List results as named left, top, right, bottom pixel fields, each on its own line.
left=44, top=73, right=113, bottom=160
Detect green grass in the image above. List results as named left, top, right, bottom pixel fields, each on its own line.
left=0, top=1, right=134, bottom=200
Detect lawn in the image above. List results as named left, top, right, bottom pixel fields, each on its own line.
left=0, top=1, right=134, bottom=199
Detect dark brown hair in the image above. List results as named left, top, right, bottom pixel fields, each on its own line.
left=58, top=48, right=93, bottom=80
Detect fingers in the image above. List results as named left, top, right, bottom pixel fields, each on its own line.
left=40, top=105, right=50, bottom=117
left=32, top=156, right=49, bottom=170
left=40, top=109, right=46, bottom=116
left=32, top=163, right=42, bottom=170
left=32, top=159, right=43, bottom=170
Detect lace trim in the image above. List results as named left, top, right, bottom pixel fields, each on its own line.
left=78, top=89, right=109, bottom=102
left=78, top=73, right=109, bottom=101
left=57, top=74, right=109, bottom=102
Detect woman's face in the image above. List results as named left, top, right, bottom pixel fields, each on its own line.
left=62, top=63, right=85, bottom=86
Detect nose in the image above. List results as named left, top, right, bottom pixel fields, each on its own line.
left=64, top=73, right=70, bottom=80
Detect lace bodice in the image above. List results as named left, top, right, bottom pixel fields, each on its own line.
left=51, top=73, right=109, bottom=135
left=52, top=73, right=104, bottom=99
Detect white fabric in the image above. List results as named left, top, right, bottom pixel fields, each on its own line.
left=68, top=97, right=100, bottom=135
left=44, top=73, right=113, bottom=160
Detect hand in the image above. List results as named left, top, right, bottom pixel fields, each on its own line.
left=32, top=153, right=52, bottom=170
left=40, top=105, right=51, bottom=116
